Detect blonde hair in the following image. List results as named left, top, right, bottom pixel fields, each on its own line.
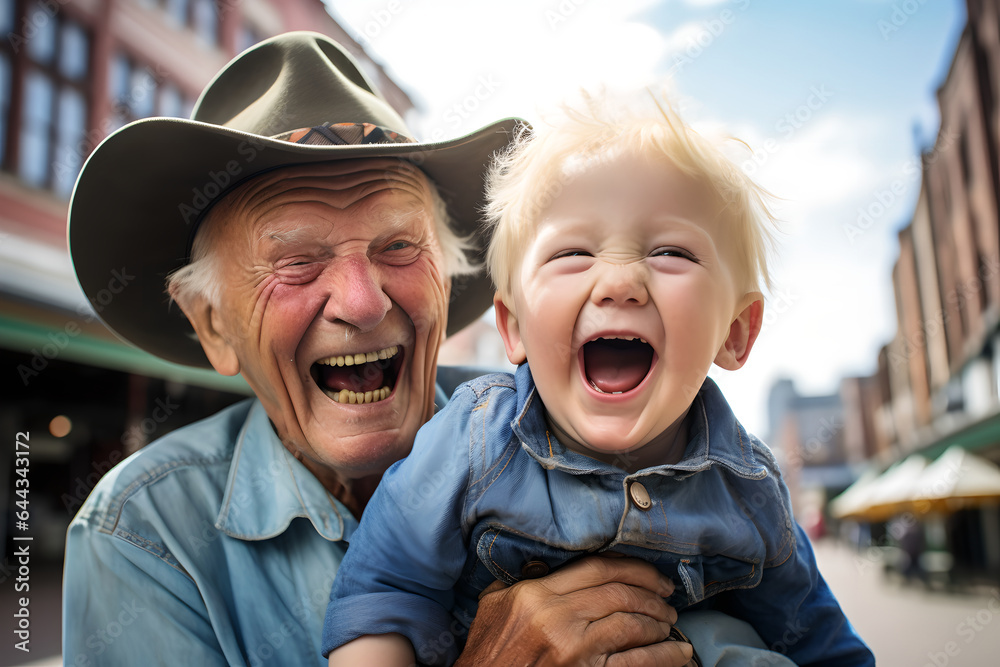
left=484, top=92, right=778, bottom=300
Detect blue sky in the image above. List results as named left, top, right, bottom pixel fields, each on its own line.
left=326, top=0, right=967, bottom=436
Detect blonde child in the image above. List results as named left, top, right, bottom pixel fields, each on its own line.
left=322, top=94, right=874, bottom=667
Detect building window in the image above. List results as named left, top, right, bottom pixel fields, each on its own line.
left=108, top=52, right=194, bottom=133
left=0, top=50, right=10, bottom=171
left=192, top=0, right=218, bottom=47
left=1, top=0, right=16, bottom=172
left=959, top=130, right=973, bottom=191
left=152, top=0, right=219, bottom=46
left=5, top=2, right=91, bottom=198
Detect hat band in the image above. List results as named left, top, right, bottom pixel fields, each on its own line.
left=272, top=122, right=415, bottom=146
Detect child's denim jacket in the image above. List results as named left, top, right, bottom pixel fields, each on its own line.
left=324, top=363, right=875, bottom=666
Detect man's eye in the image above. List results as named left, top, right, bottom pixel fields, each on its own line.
left=385, top=241, right=411, bottom=252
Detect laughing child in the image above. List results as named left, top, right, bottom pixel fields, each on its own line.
left=321, top=94, right=875, bottom=666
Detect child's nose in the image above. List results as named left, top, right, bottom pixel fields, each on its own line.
left=590, top=261, right=649, bottom=306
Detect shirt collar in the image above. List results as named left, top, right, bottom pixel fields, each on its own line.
left=511, top=363, right=767, bottom=479
left=215, top=400, right=355, bottom=542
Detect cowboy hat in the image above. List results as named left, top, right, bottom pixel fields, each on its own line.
left=69, top=31, right=524, bottom=368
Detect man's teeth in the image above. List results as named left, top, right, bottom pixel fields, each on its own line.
left=315, top=345, right=399, bottom=367
left=329, top=386, right=392, bottom=404
left=595, top=335, right=648, bottom=344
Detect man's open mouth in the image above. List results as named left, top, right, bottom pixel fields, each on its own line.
left=310, top=345, right=403, bottom=404
left=582, top=336, right=654, bottom=395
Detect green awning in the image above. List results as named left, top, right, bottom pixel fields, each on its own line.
left=0, top=312, right=251, bottom=394
left=918, top=411, right=1000, bottom=460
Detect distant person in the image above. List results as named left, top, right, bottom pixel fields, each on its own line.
left=322, top=93, right=876, bottom=666
left=895, top=516, right=926, bottom=583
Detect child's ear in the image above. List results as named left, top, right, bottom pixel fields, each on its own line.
left=714, top=293, right=764, bottom=371
left=493, top=293, right=527, bottom=365
left=173, top=291, right=241, bottom=376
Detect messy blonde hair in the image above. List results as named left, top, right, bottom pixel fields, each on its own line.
left=483, top=91, right=778, bottom=301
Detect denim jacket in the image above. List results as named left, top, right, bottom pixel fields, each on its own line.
left=63, top=399, right=358, bottom=666
left=324, top=364, right=874, bottom=666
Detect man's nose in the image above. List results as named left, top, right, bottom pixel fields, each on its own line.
left=590, top=261, right=649, bottom=306
left=322, top=254, right=392, bottom=331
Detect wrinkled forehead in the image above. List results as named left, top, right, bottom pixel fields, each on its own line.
left=201, top=158, right=435, bottom=241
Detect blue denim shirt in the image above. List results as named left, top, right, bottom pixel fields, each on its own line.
left=325, top=364, right=874, bottom=666
left=62, top=398, right=364, bottom=666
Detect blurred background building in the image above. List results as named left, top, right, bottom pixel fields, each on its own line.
left=768, top=0, right=1000, bottom=592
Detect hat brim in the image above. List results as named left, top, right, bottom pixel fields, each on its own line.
left=69, top=116, right=522, bottom=368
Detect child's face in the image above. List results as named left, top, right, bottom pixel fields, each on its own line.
left=495, top=150, right=762, bottom=465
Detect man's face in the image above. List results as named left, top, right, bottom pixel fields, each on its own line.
left=497, top=151, right=751, bottom=466
left=204, top=160, right=450, bottom=480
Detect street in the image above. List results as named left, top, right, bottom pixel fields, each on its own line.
left=813, top=538, right=1000, bottom=667
left=5, top=539, right=999, bottom=666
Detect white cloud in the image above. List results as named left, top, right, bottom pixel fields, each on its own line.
left=330, top=0, right=672, bottom=137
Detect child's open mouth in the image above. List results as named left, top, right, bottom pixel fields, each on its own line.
left=310, top=345, right=403, bottom=404
left=582, top=336, right=654, bottom=394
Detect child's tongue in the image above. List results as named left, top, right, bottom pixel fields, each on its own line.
left=583, top=339, right=652, bottom=394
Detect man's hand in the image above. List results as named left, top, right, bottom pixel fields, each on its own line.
left=455, top=555, right=694, bottom=666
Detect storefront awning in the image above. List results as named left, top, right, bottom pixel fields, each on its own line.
left=830, top=447, right=1000, bottom=521
left=0, top=309, right=250, bottom=394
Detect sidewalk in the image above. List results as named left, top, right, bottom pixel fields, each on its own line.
left=813, top=538, right=1000, bottom=667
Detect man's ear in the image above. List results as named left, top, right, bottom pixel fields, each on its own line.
left=714, top=293, right=764, bottom=371
left=172, top=292, right=241, bottom=376
left=493, top=293, right=527, bottom=365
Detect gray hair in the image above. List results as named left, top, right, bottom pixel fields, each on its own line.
left=167, top=178, right=477, bottom=307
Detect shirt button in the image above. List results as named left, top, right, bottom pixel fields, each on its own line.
left=629, top=481, right=652, bottom=510
left=521, top=560, right=550, bottom=579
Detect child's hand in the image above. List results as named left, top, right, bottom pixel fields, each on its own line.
left=456, top=555, right=692, bottom=666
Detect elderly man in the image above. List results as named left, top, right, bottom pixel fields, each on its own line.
left=63, top=32, right=695, bottom=666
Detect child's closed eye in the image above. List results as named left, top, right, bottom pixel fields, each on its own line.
left=650, top=246, right=698, bottom=262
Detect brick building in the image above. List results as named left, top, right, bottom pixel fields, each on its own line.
left=828, top=0, right=1000, bottom=583
left=872, top=0, right=1000, bottom=464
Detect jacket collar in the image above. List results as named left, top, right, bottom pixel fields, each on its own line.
left=511, top=363, right=767, bottom=480
left=215, top=400, right=355, bottom=542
